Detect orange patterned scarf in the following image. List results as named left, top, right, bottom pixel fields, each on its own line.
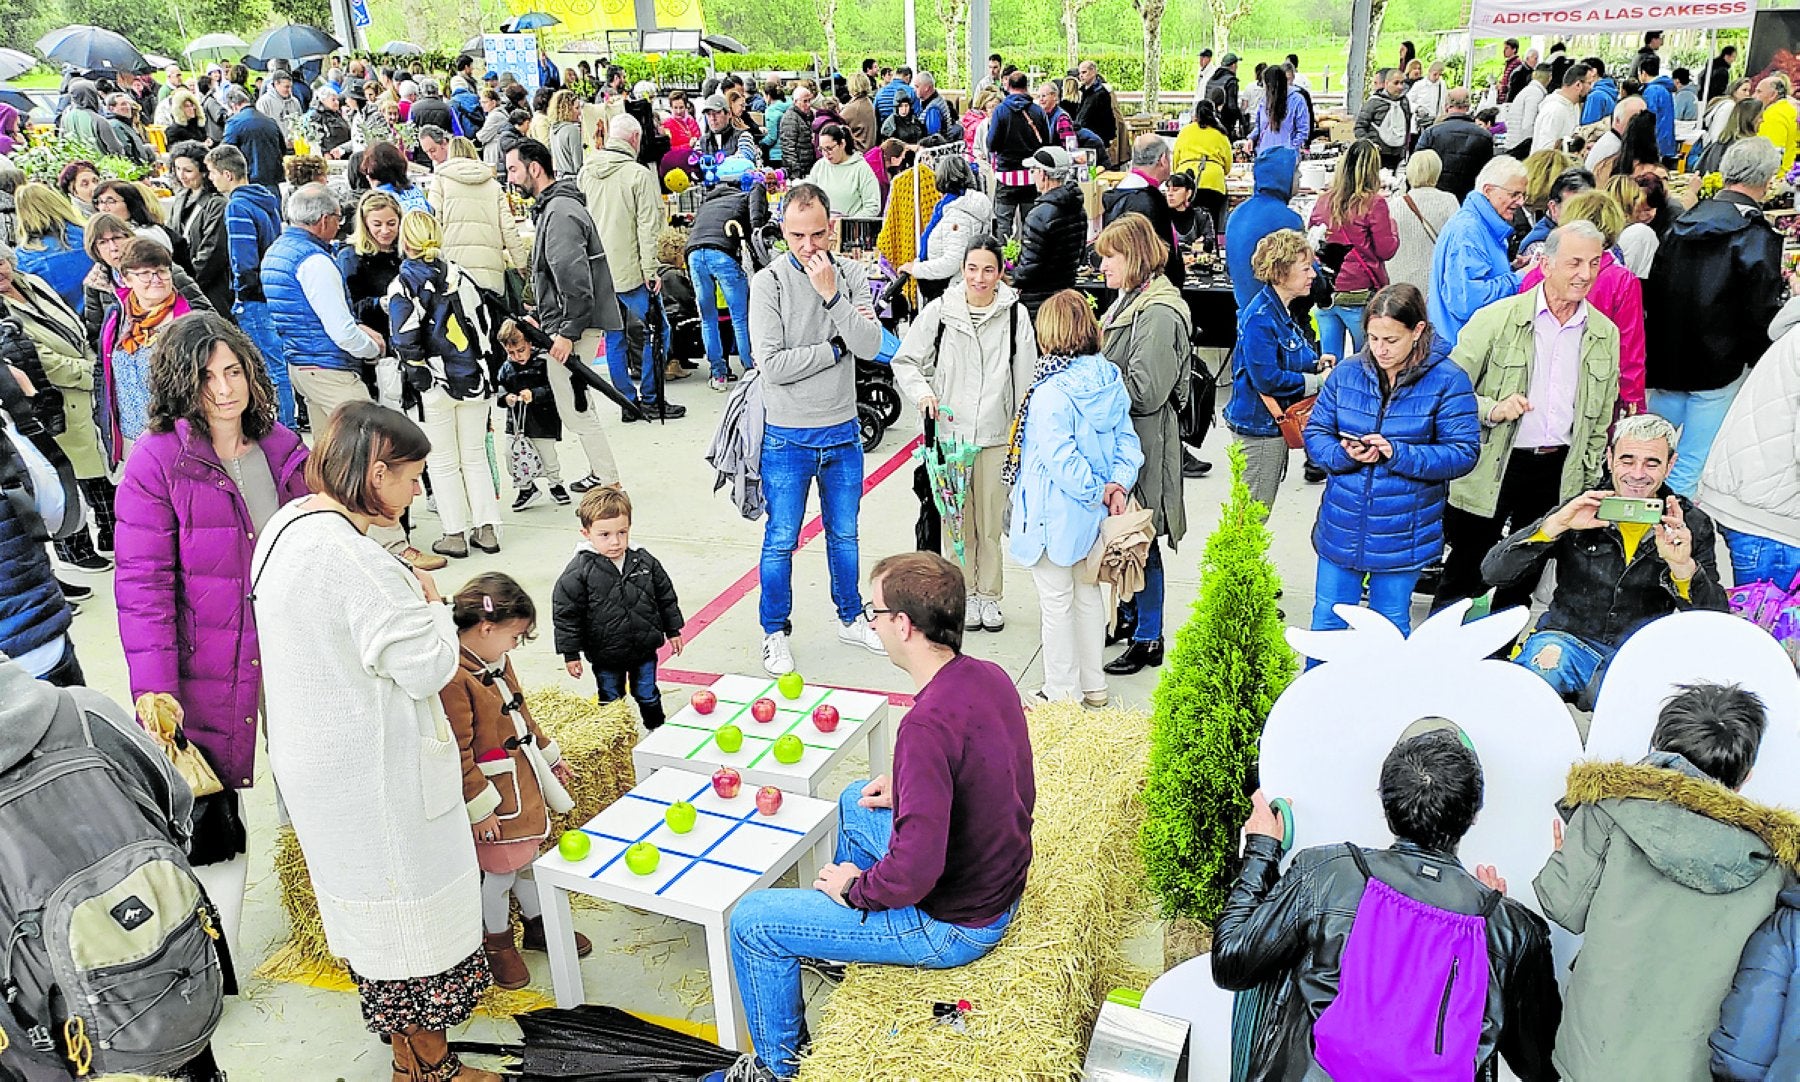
left=116, top=288, right=179, bottom=356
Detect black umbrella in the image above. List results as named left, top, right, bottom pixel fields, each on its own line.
left=700, top=34, right=747, bottom=54
left=36, top=25, right=146, bottom=78
left=0, top=88, right=35, bottom=115
left=452, top=1004, right=737, bottom=1079
left=248, top=24, right=341, bottom=65
left=513, top=318, right=647, bottom=421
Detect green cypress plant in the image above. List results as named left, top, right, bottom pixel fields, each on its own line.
left=1140, top=441, right=1296, bottom=926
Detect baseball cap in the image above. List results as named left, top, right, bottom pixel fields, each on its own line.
left=701, top=92, right=728, bottom=114
left=1221, top=52, right=1241, bottom=66
left=1028, top=146, right=1074, bottom=171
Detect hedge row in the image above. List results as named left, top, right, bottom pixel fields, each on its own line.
left=717, top=48, right=1201, bottom=92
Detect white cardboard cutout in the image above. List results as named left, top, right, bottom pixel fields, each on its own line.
left=1586, top=610, right=1800, bottom=809
left=1158, top=602, right=1586, bottom=1082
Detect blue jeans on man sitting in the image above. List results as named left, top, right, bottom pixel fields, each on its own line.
left=1720, top=525, right=1800, bottom=589
left=1307, top=557, right=1422, bottom=668
left=235, top=299, right=294, bottom=427
left=758, top=425, right=864, bottom=635
left=688, top=249, right=754, bottom=380
left=727, top=779, right=1015, bottom=1078
left=1516, top=628, right=1614, bottom=701
left=604, top=285, right=660, bottom=404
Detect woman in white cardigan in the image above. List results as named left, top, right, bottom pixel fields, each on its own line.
left=252, top=401, right=498, bottom=1082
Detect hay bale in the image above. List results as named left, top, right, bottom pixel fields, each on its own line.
left=258, top=690, right=638, bottom=1001
left=796, top=702, right=1153, bottom=1082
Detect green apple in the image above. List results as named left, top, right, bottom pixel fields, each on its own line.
left=556, top=830, right=591, bottom=861
left=715, top=724, right=744, bottom=753
left=777, top=671, right=805, bottom=700
left=665, top=800, right=697, bottom=834
left=772, top=733, right=805, bottom=764
left=624, top=841, right=660, bottom=875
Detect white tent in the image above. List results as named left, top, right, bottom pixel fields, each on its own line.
left=1461, top=0, right=1754, bottom=88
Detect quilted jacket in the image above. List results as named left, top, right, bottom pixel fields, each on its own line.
left=551, top=544, right=684, bottom=667
left=1697, top=307, right=1800, bottom=549
left=1011, top=182, right=1086, bottom=308
left=1302, top=335, right=1481, bottom=572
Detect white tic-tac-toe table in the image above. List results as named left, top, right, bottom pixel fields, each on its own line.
left=532, top=767, right=839, bottom=1051
left=631, top=674, right=895, bottom=796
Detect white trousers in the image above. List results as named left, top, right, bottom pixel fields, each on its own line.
left=418, top=388, right=501, bottom=537
left=1030, top=556, right=1107, bottom=700
left=543, top=329, right=621, bottom=485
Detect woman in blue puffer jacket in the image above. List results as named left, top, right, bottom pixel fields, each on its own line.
left=1301, top=283, right=1479, bottom=644
left=1712, top=884, right=1800, bottom=1080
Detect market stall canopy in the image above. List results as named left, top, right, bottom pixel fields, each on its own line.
left=247, top=24, right=342, bottom=65
left=502, top=12, right=561, bottom=31
left=0, top=48, right=35, bottom=81
left=380, top=40, right=425, bottom=55
left=185, top=32, right=248, bottom=60
left=1469, top=0, right=1753, bottom=35
left=36, top=25, right=147, bottom=77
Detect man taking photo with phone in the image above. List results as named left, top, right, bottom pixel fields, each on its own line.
left=1479, top=412, right=1728, bottom=704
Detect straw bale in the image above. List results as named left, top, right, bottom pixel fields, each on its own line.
left=257, top=690, right=638, bottom=1010
left=795, top=702, right=1153, bottom=1082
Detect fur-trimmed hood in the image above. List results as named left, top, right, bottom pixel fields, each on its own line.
left=1564, top=755, right=1800, bottom=890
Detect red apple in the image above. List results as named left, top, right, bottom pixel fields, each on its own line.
left=811, top=704, right=840, bottom=733
left=711, top=766, right=742, bottom=799
left=751, top=697, right=777, bottom=723
left=690, top=689, right=717, bottom=715
left=755, top=786, right=784, bottom=815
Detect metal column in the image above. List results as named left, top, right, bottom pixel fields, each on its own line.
left=1345, top=0, right=1374, bottom=116
left=967, top=0, right=989, bottom=94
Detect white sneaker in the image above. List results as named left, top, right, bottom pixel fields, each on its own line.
left=965, top=596, right=982, bottom=630
left=710, top=376, right=729, bottom=392
left=980, top=597, right=1005, bottom=631
left=838, top=616, right=887, bottom=655
left=761, top=631, right=795, bottom=675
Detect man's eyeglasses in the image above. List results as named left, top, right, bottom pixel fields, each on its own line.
left=860, top=602, right=896, bottom=623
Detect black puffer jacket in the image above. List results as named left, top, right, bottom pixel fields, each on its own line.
left=552, top=546, right=684, bottom=667
left=1645, top=190, right=1784, bottom=393
left=684, top=181, right=771, bottom=264
left=1213, top=837, right=1562, bottom=1082
left=1101, top=183, right=1185, bottom=287
left=1414, top=115, right=1495, bottom=200
left=1011, top=182, right=1086, bottom=306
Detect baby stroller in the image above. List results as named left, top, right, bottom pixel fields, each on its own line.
left=855, top=269, right=920, bottom=452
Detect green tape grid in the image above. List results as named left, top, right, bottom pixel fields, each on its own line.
left=677, top=681, right=847, bottom=763
left=742, top=686, right=834, bottom=767
left=680, top=677, right=775, bottom=760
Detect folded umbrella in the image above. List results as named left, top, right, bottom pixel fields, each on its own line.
left=452, top=1003, right=737, bottom=1079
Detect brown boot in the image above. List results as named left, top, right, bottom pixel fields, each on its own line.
left=393, top=1028, right=502, bottom=1082
left=482, top=929, right=530, bottom=991
left=519, top=914, right=592, bottom=957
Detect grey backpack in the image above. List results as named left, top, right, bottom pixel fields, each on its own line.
left=0, top=688, right=223, bottom=1077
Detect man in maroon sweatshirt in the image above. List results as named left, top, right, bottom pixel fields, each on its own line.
left=711, top=552, right=1036, bottom=1081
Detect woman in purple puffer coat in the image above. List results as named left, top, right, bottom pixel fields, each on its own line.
left=113, top=311, right=310, bottom=952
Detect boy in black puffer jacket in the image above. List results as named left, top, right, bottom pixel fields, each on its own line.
left=552, top=487, right=685, bottom=729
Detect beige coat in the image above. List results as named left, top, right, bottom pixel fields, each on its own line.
left=425, top=156, right=530, bottom=295
left=576, top=145, right=663, bottom=292
left=3, top=271, right=105, bottom=479
left=891, top=281, right=1037, bottom=447
left=1101, top=276, right=1192, bottom=545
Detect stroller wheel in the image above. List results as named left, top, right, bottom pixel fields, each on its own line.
left=858, top=401, right=886, bottom=453
left=864, top=380, right=903, bottom=428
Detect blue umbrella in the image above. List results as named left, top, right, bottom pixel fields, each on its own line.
left=248, top=24, right=341, bottom=65
left=502, top=11, right=561, bottom=31
left=36, top=25, right=146, bottom=77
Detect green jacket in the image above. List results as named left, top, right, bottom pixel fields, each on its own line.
left=1101, top=275, right=1191, bottom=546
left=1533, top=755, right=1800, bottom=1082
left=1447, top=291, right=1619, bottom=518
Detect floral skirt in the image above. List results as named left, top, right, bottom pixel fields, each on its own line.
left=348, top=949, right=491, bottom=1034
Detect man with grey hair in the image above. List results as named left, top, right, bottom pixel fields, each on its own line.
left=1012, top=146, right=1086, bottom=316
left=779, top=84, right=819, bottom=176
left=104, top=92, right=154, bottom=164
left=1433, top=220, right=1620, bottom=615
left=417, top=124, right=452, bottom=167
left=1074, top=59, right=1117, bottom=146
left=223, top=83, right=286, bottom=190
left=912, top=70, right=962, bottom=142
left=1100, top=132, right=1184, bottom=285
left=1482, top=409, right=1727, bottom=701
left=255, top=69, right=301, bottom=142
left=408, top=76, right=454, bottom=136
left=577, top=113, right=685, bottom=419
left=262, top=183, right=384, bottom=427
left=1416, top=87, right=1493, bottom=199
left=1644, top=135, right=1784, bottom=495
left=1429, top=154, right=1528, bottom=344
left=1584, top=95, right=1646, bottom=173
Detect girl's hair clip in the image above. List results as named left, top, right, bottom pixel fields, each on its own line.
left=482, top=595, right=495, bottom=613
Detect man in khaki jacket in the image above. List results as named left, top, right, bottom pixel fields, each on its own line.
left=1430, top=220, right=1619, bottom=616
left=577, top=113, right=686, bottom=420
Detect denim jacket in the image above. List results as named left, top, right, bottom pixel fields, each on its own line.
left=1224, top=283, right=1321, bottom=439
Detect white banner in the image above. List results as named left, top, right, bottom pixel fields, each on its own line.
left=483, top=32, right=540, bottom=93
left=1470, top=0, right=1754, bottom=36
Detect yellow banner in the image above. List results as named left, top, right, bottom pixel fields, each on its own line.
left=509, top=0, right=705, bottom=39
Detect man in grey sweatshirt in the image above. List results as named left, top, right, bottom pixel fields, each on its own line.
left=749, top=183, right=886, bottom=676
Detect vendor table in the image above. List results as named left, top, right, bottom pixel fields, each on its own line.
left=632, top=673, right=894, bottom=797
left=1076, top=269, right=1240, bottom=352
left=533, top=766, right=839, bottom=1051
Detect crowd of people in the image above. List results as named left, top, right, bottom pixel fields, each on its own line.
left=1, top=30, right=1799, bottom=1082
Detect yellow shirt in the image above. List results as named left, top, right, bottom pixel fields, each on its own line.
left=1173, top=123, right=1232, bottom=196
left=1527, top=521, right=1690, bottom=599
left=1757, top=98, right=1799, bottom=175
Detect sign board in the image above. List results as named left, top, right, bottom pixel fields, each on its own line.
left=350, top=0, right=371, bottom=28
left=484, top=32, right=540, bottom=93
left=1469, top=0, right=1754, bottom=36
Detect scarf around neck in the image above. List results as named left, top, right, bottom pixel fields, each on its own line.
left=1000, top=351, right=1077, bottom=485
left=117, top=288, right=179, bottom=356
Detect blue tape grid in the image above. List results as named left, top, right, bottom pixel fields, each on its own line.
left=583, top=781, right=807, bottom=897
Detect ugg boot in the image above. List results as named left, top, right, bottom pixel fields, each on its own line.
left=392, top=1028, right=502, bottom=1082
left=520, top=914, right=592, bottom=957
left=483, top=929, right=530, bottom=991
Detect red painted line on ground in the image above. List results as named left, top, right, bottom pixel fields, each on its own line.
left=660, top=434, right=925, bottom=658
left=658, top=666, right=917, bottom=707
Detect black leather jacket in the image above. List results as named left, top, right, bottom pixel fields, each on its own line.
left=1012, top=182, right=1086, bottom=304
left=1213, top=837, right=1562, bottom=1082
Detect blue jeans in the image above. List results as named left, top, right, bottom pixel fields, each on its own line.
left=1516, top=629, right=1614, bottom=700
left=604, top=285, right=659, bottom=404
left=1647, top=373, right=1747, bottom=497
left=727, top=780, right=1015, bottom=1077
left=1721, top=526, right=1800, bottom=589
left=688, top=249, right=753, bottom=380
left=1308, top=558, right=1421, bottom=669
left=1117, top=538, right=1166, bottom=642
left=1314, top=302, right=1365, bottom=363
left=596, top=656, right=665, bottom=727
left=759, top=431, right=864, bottom=634
left=235, top=299, right=294, bottom=427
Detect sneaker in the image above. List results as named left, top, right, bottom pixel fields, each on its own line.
left=761, top=631, right=796, bottom=675
left=1303, top=461, right=1328, bottom=484
left=639, top=399, right=688, bottom=420
left=1083, top=691, right=1110, bottom=708
left=398, top=545, right=448, bottom=572
left=470, top=525, right=500, bottom=554
left=979, top=597, right=1005, bottom=632
left=569, top=475, right=609, bottom=494
left=700, top=1054, right=778, bottom=1082
left=62, top=552, right=113, bottom=572
left=432, top=533, right=470, bottom=559
left=426, top=494, right=438, bottom=513
left=964, top=596, right=982, bottom=630
left=710, top=376, right=730, bottom=392
left=839, top=616, right=887, bottom=656
left=549, top=484, right=571, bottom=505
left=800, top=957, right=848, bottom=983
left=58, top=577, right=92, bottom=601
left=512, top=487, right=543, bottom=512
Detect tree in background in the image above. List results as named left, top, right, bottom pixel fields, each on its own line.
left=815, top=0, right=840, bottom=74
left=1204, top=0, right=1252, bottom=55
left=1060, top=0, right=1101, bottom=68
left=269, top=0, right=331, bottom=33
left=1139, top=444, right=1295, bottom=944
left=1133, top=0, right=1166, bottom=112
left=935, top=0, right=967, bottom=95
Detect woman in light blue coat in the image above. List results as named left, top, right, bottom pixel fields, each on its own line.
left=1006, top=289, right=1143, bottom=707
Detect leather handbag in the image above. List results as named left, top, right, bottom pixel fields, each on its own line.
left=1261, top=392, right=1317, bottom=451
